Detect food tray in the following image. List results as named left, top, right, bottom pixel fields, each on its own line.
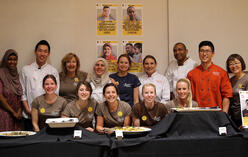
left=0, top=131, right=36, bottom=137
left=109, top=126, right=152, bottom=135
left=45, top=118, right=79, bottom=128
left=171, top=107, right=222, bottom=112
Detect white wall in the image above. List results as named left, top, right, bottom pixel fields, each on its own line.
left=0, top=0, right=168, bottom=74
left=1, top=0, right=248, bottom=74
left=168, top=0, right=248, bottom=69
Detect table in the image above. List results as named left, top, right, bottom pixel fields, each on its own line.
left=1, top=112, right=248, bottom=157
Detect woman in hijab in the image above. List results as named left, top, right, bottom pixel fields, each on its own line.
left=101, top=43, right=117, bottom=61
left=87, top=58, right=112, bottom=103
left=0, top=49, right=23, bottom=131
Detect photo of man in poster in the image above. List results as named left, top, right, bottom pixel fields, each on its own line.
left=125, top=43, right=135, bottom=60
left=97, top=6, right=115, bottom=21
left=126, top=6, right=141, bottom=22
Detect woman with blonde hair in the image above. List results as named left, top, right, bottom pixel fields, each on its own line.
left=131, top=83, right=168, bottom=127
left=165, top=78, right=198, bottom=112
left=59, top=53, right=88, bottom=102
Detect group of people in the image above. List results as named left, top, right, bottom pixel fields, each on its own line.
left=0, top=39, right=246, bottom=133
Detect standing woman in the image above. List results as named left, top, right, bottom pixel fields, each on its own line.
left=226, top=54, right=248, bottom=127
left=59, top=53, right=88, bottom=102
left=0, top=49, right=22, bottom=131
left=32, top=75, right=67, bottom=132
left=62, top=81, right=98, bottom=132
left=166, top=78, right=198, bottom=112
left=87, top=58, right=112, bottom=103
left=96, top=83, right=131, bottom=133
left=110, top=54, right=141, bottom=107
left=139, top=55, right=170, bottom=104
left=132, top=83, right=168, bottom=127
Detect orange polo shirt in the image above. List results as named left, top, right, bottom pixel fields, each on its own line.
left=187, top=63, right=232, bottom=108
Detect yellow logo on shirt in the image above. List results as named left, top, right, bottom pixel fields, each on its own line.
left=142, top=115, right=147, bottom=121
left=118, top=111, right=123, bottom=117
left=88, top=107, right=93, bottom=112
left=239, top=84, right=242, bottom=89
left=40, top=108, right=45, bottom=114
left=74, top=77, right=79, bottom=82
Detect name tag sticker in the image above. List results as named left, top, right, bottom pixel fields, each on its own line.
left=115, top=130, right=123, bottom=140
left=74, top=130, right=82, bottom=139
left=219, top=127, right=227, bottom=136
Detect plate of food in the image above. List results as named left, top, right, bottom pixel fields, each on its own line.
left=45, top=118, right=79, bottom=128
left=171, top=107, right=222, bottom=112
left=0, top=131, right=36, bottom=137
left=107, top=126, right=151, bottom=135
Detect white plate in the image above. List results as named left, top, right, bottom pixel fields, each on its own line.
left=0, top=131, right=36, bottom=137
left=45, top=118, right=79, bottom=128
left=171, top=107, right=222, bottom=112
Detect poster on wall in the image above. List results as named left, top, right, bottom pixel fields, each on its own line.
left=239, top=91, right=248, bottom=128
left=122, top=4, right=143, bottom=36
left=96, top=3, right=117, bottom=36
left=122, top=40, right=143, bottom=72
left=96, top=40, right=118, bottom=72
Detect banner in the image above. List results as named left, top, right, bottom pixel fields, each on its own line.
left=239, top=91, right=248, bottom=128
left=122, top=4, right=143, bottom=36
left=96, top=3, right=117, bottom=36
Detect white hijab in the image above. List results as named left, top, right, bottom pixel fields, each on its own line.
left=89, top=58, right=110, bottom=88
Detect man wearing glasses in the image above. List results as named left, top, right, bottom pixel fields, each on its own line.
left=187, top=40, right=232, bottom=113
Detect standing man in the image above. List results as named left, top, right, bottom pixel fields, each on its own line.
left=165, top=42, right=198, bottom=99
left=19, top=40, right=59, bottom=130
left=187, top=40, right=232, bottom=113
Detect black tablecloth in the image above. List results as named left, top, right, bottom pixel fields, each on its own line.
left=1, top=111, right=248, bottom=157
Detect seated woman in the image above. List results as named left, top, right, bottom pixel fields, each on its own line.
left=61, top=81, right=98, bottom=132
left=59, top=53, right=88, bottom=102
left=132, top=83, right=168, bottom=127
left=31, top=74, right=67, bottom=132
left=96, top=83, right=131, bottom=133
left=0, top=49, right=22, bottom=131
left=226, top=54, right=248, bottom=127
left=139, top=55, right=170, bottom=104
left=87, top=58, right=112, bottom=103
left=166, top=78, right=198, bottom=112
left=110, top=54, right=141, bottom=107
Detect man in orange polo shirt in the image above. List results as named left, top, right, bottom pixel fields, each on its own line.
left=187, top=40, right=232, bottom=113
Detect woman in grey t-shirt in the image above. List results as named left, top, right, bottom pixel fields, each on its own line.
left=96, top=83, right=131, bottom=134
left=62, top=81, right=98, bottom=132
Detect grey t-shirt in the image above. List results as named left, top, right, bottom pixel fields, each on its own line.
left=32, top=95, right=67, bottom=129
left=62, top=98, right=98, bottom=128
left=96, top=100, right=131, bottom=128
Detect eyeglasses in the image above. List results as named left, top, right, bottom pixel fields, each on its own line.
left=229, top=62, right=241, bottom=67
left=199, top=49, right=212, bottom=53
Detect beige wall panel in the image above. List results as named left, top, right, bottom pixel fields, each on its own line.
left=0, top=0, right=168, bottom=74
left=169, top=0, right=248, bottom=70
